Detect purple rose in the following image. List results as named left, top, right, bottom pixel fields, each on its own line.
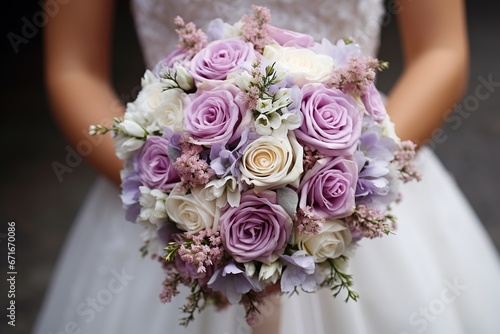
left=361, top=83, right=387, bottom=122
left=153, top=48, right=190, bottom=76
left=219, top=190, right=293, bottom=264
left=295, top=83, right=362, bottom=156
left=268, top=25, right=315, bottom=48
left=184, top=84, right=251, bottom=146
left=298, top=157, right=358, bottom=219
left=136, top=136, right=180, bottom=191
left=189, top=38, right=255, bottom=83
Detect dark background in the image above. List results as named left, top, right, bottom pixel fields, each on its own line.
left=1, top=0, right=499, bottom=332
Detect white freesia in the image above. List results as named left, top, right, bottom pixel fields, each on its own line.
left=152, top=89, right=185, bottom=131
left=224, top=20, right=243, bottom=38
left=263, top=44, right=333, bottom=87
left=269, top=62, right=287, bottom=84
left=173, top=64, right=194, bottom=91
left=165, top=187, right=220, bottom=233
left=227, top=70, right=253, bottom=91
left=119, top=119, right=146, bottom=138
left=256, top=97, right=274, bottom=114
left=259, top=261, right=283, bottom=283
left=296, top=220, right=352, bottom=263
left=204, top=175, right=241, bottom=208
left=272, top=88, right=292, bottom=110
left=244, top=262, right=256, bottom=277
left=137, top=186, right=168, bottom=226
left=255, top=112, right=281, bottom=136
left=240, top=132, right=303, bottom=192
left=113, top=135, right=144, bottom=160
left=382, top=115, right=400, bottom=144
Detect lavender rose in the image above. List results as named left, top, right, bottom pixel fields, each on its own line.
left=219, top=190, right=293, bottom=264
left=153, top=48, right=190, bottom=76
left=361, top=83, right=387, bottom=122
left=298, top=157, right=358, bottom=219
left=296, top=220, right=352, bottom=262
left=184, top=84, right=251, bottom=146
left=268, top=25, right=314, bottom=48
left=295, top=83, right=362, bottom=156
left=136, top=135, right=180, bottom=191
left=189, top=38, right=255, bottom=83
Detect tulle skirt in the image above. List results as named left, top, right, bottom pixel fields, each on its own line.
left=33, top=148, right=500, bottom=334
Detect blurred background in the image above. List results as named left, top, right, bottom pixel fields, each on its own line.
left=1, top=0, right=499, bottom=332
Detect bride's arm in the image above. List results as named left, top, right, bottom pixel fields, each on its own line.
left=45, top=0, right=123, bottom=185
left=386, top=0, right=468, bottom=146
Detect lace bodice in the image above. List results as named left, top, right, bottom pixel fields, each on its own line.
left=131, top=0, right=385, bottom=69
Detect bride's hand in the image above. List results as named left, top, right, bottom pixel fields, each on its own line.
left=45, top=0, right=123, bottom=185
left=386, top=0, right=468, bottom=147
left=250, top=285, right=282, bottom=334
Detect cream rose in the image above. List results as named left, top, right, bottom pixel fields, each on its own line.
left=165, top=187, right=220, bottom=233
left=126, top=70, right=186, bottom=133
left=296, top=219, right=352, bottom=263
left=152, top=88, right=185, bottom=131
left=240, top=133, right=303, bottom=192
left=263, top=44, right=334, bottom=87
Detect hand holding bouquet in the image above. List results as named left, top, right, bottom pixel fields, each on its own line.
left=91, top=5, right=420, bottom=326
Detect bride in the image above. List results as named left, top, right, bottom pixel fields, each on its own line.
left=35, top=0, right=500, bottom=333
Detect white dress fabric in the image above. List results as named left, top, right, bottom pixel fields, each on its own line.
left=34, top=1, right=500, bottom=333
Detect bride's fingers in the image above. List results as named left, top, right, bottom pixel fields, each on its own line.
left=250, top=293, right=282, bottom=334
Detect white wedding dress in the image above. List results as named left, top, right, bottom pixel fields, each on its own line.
left=34, top=1, right=500, bottom=333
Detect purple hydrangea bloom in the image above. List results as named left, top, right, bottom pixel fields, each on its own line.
left=120, top=164, right=141, bottom=223
left=156, top=222, right=181, bottom=244
left=206, top=18, right=226, bottom=42
left=207, top=262, right=262, bottom=304
left=209, top=128, right=256, bottom=178
left=280, top=251, right=320, bottom=293
left=353, top=118, right=399, bottom=208
left=312, top=38, right=361, bottom=67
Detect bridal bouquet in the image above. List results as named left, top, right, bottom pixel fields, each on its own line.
left=91, top=5, right=419, bottom=326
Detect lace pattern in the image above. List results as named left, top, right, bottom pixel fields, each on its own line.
left=131, top=0, right=385, bottom=68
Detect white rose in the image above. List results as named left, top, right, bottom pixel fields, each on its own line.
left=136, top=70, right=165, bottom=116
left=263, top=44, right=333, bottom=87
left=296, top=220, right=352, bottom=263
left=165, top=187, right=220, bottom=233
left=127, top=70, right=185, bottom=132
left=152, top=89, right=185, bottom=131
left=240, top=133, right=303, bottom=192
